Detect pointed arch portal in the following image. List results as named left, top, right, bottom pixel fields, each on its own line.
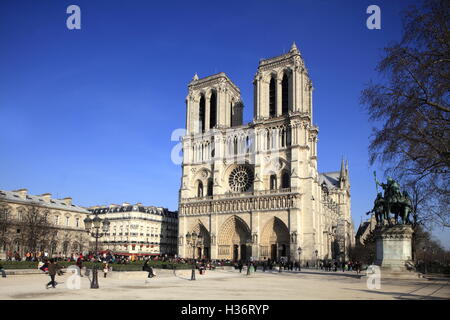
left=260, top=217, right=290, bottom=261
left=217, top=215, right=251, bottom=261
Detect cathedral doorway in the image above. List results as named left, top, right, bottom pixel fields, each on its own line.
left=280, top=244, right=287, bottom=257
left=260, top=217, right=290, bottom=261
left=233, top=245, right=239, bottom=261
left=240, top=244, right=247, bottom=261
left=270, top=244, right=277, bottom=260
left=188, top=221, right=211, bottom=259
left=217, top=215, right=251, bottom=261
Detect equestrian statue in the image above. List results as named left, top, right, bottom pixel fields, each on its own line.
left=366, top=172, right=413, bottom=226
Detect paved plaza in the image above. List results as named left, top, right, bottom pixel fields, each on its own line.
left=0, top=268, right=449, bottom=300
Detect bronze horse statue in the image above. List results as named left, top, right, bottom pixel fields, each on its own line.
left=371, top=173, right=414, bottom=226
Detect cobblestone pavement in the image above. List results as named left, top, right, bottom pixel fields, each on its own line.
left=0, top=268, right=448, bottom=300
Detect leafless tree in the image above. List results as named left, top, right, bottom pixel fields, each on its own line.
left=18, top=204, right=57, bottom=254
left=0, top=205, right=12, bottom=252
left=361, top=0, right=449, bottom=227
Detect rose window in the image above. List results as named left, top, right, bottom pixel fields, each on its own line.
left=228, top=165, right=254, bottom=192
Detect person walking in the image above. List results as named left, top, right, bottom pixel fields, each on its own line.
left=46, top=259, right=61, bottom=289
left=0, top=260, right=6, bottom=278
left=76, top=255, right=83, bottom=277
left=238, top=260, right=243, bottom=273
left=103, top=262, right=109, bottom=278
left=143, top=259, right=155, bottom=280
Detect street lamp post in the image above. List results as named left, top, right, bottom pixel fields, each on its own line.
left=83, top=214, right=110, bottom=289
left=246, top=239, right=253, bottom=276
left=423, top=246, right=428, bottom=274
left=297, top=247, right=302, bottom=271
left=186, top=231, right=203, bottom=281
left=315, top=250, right=318, bottom=269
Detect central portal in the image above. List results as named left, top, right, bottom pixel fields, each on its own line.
left=217, top=215, right=251, bottom=260
left=270, top=244, right=277, bottom=260
left=240, top=244, right=247, bottom=261
left=233, top=245, right=239, bottom=261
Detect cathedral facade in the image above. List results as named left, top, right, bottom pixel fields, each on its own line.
left=178, top=43, right=354, bottom=264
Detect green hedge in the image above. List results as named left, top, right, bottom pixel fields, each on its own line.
left=0, top=260, right=192, bottom=271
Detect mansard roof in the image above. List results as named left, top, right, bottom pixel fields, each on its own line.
left=88, top=204, right=178, bottom=218
left=0, top=189, right=89, bottom=214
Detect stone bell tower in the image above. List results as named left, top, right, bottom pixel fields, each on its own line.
left=185, top=72, right=243, bottom=135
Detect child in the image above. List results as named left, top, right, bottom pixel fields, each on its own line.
left=103, top=262, right=109, bottom=278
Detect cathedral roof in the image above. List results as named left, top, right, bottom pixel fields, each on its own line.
left=319, top=171, right=340, bottom=189
left=356, top=221, right=370, bottom=239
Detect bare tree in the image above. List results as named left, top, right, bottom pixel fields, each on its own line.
left=18, top=204, right=57, bottom=254
left=361, top=0, right=449, bottom=227
left=0, top=205, right=12, bottom=253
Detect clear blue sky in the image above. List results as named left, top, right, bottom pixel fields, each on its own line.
left=0, top=0, right=448, bottom=247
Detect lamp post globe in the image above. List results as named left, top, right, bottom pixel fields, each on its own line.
left=102, top=218, right=110, bottom=233
left=92, top=215, right=102, bottom=229
left=83, top=217, right=92, bottom=231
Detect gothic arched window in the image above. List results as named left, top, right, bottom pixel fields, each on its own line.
left=270, top=174, right=277, bottom=190
left=269, top=77, right=276, bottom=117
left=210, top=91, right=217, bottom=129
left=207, top=179, right=213, bottom=196
left=230, top=102, right=233, bottom=127
left=197, top=181, right=204, bottom=198
left=282, top=73, right=289, bottom=115
left=282, top=171, right=290, bottom=189
left=281, top=128, right=286, bottom=147
left=199, top=94, right=206, bottom=133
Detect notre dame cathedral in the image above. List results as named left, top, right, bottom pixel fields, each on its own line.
left=177, top=43, right=355, bottom=264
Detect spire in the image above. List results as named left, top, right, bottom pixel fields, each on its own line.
left=192, top=73, right=199, bottom=81
left=290, top=41, right=299, bottom=53
left=339, top=157, right=347, bottom=189
left=340, top=157, right=345, bottom=178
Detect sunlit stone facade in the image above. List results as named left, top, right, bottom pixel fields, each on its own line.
left=178, top=43, right=355, bottom=263
left=0, top=188, right=89, bottom=258
left=88, top=203, right=178, bottom=256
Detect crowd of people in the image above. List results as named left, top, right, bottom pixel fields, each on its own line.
left=2, top=250, right=364, bottom=287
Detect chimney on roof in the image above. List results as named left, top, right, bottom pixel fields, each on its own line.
left=61, top=197, right=72, bottom=205
left=40, top=193, right=52, bottom=203
left=14, top=189, right=28, bottom=199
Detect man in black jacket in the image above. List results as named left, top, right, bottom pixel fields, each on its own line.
left=46, top=259, right=61, bottom=289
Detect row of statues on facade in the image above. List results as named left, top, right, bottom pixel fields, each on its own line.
left=366, top=172, right=413, bottom=226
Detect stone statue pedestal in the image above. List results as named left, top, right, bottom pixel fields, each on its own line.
left=374, top=224, right=421, bottom=279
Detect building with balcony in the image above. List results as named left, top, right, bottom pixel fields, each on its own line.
left=88, top=203, right=178, bottom=257
left=178, top=43, right=355, bottom=263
